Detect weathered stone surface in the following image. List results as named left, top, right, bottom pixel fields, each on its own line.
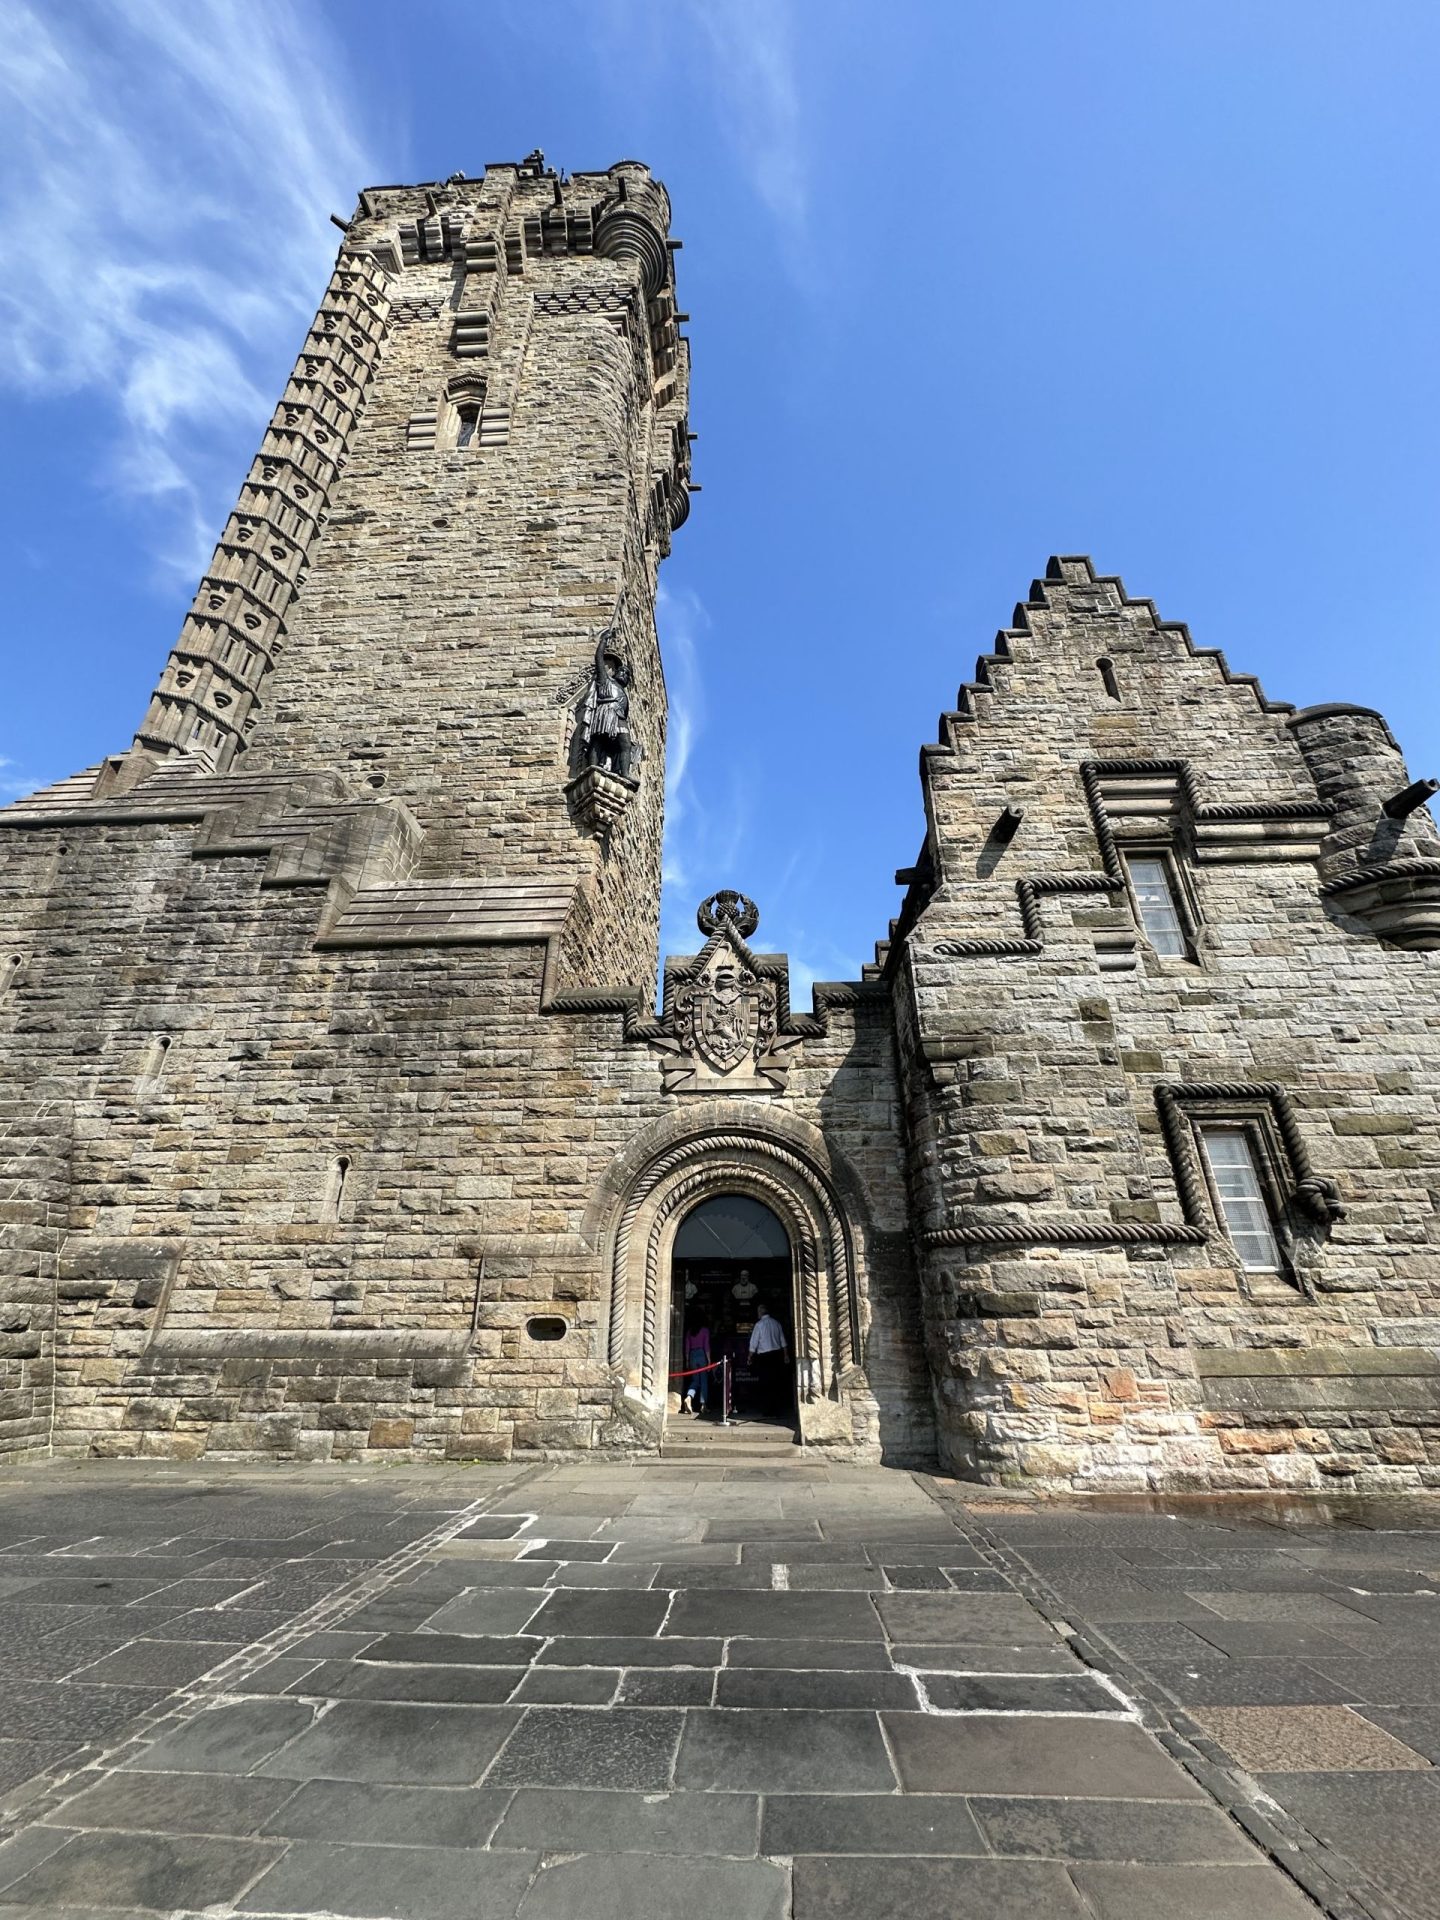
left=1, top=167, right=1437, bottom=1487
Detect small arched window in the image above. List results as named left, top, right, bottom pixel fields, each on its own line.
left=136, top=1035, right=171, bottom=1094
left=320, top=1154, right=351, bottom=1223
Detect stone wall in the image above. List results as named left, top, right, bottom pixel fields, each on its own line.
left=6, top=154, right=1434, bottom=1488
left=900, top=556, right=1440, bottom=1491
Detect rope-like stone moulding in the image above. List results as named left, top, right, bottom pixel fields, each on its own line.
left=933, top=758, right=1329, bottom=962
left=922, top=1218, right=1206, bottom=1249
left=608, top=1129, right=854, bottom=1381
left=1154, top=1080, right=1339, bottom=1235
left=637, top=1163, right=823, bottom=1400
left=1322, top=857, right=1440, bottom=895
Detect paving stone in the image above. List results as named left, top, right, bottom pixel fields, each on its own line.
left=714, top=1668, right=918, bottom=1710
left=0, top=1738, right=80, bottom=1794
left=721, top=1637, right=894, bottom=1670
left=1308, top=1655, right=1440, bottom=1702
left=68, top=1638, right=239, bottom=1688
left=9, top=1578, right=167, bottom=1607
left=260, top=1779, right=510, bottom=1848
left=873, top=1593, right=1055, bottom=1645
left=161, top=1606, right=298, bottom=1642
left=1067, top=1863, right=1319, bottom=1918
left=881, top=1713, right=1205, bottom=1798
left=0, top=1824, right=74, bottom=1896
left=649, top=1563, right=774, bottom=1589
left=318, top=1661, right=530, bottom=1704
left=674, top=1710, right=896, bottom=1792
left=6, top=1830, right=283, bottom=1911
left=521, top=1540, right=614, bottom=1562
left=420, top=1589, right=548, bottom=1636
left=485, top=1706, right=683, bottom=1789
left=1090, top=1623, right=1232, bottom=1663
left=784, top=1565, right=891, bottom=1590
left=517, top=1851, right=786, bottom=1920
left=1, top=1681, right=168, bottom=1746
left=761, top=1793, right=985, bottom=1855
left=544, top=1562, right=660, bottom=1588
left=1185, top=1620, right=1351, bottom=1658
left=422, top=1559, right=552, bottom=1587
left=616, top=1668, right=714, bottom=1706
left=1354, top=1704, right=1440, bottom=1760
left=359, top=1632, right=544, bottom=1667
left=239, top=1839, right=539, bottom=1918
left=665, top=1591, right=884, bottom=1639
left=887, top=1642, right=1082, bottom=1673
left=970, top=1796, right=1258, bottom=1861
left=509, top=1666, right=618, bottom=1704
left=790, top=1855, right=1088, bottom=1917
left=491, top=1786, right=758, bottom=1856
left=1144, top=1659, right=1350, bottom=1705
left=127, top=1698, right=316, bottom=1773
left=917, top=1672, right=1121, bottom=1714
left=535, top=1635, right=722, bottom=1668
left=43, top=1768, right=298, bottom=1837
left=457, top=1518, right=530, bottom=1540
left=236, top=1656, right=323, bottom=1695
left=256, top=1701, right=520, bottom=1784
left=739, top=1542, right=877, bottom=1565
left=880, top=1565, right=951, bottom=1590
left=527, top=1589, right=670, bottom=1637
left=1187, top=1704, right=1433, bottom=1771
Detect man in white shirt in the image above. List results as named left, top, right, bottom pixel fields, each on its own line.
left=747, top=1305, right=790, bottom=1419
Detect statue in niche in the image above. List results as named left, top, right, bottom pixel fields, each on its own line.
left=579, top=624, right=633, bottom=777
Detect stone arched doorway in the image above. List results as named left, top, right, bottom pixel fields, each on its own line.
left=602, top=1128, right=872, bottom=1450
left=671, top=1193, right=795, bottom=1428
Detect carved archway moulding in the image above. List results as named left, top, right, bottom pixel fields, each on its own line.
left=602, top=1127, right=863, bottom=1413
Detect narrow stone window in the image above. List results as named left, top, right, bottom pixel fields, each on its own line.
left=1200, top=1127, right=1283, bottom=1272
left=320, top=1154, right=351, bottom=1222
left=1097, top=657, right=1121, bottom=700
left=1124, top=854, right=1188, bottom=958
left=454, top=403, right=480, bottom=449
left=136, top=1035, right=171, bottom=1093
left=1, top=954, right=22, bottom=997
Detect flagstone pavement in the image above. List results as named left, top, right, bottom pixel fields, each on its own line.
left=0, top=1459, right=1433, bottom=1917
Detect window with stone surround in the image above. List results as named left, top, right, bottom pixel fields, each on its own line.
left=1199, top=1127, right=1284, bottom=1272
left=1122, top=851, right=1192, bottom=959
left=454, top=403, right=480, bottom=449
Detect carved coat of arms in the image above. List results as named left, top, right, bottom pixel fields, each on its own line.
left=647, top=894, right=801, bottom=1094
left=676, top=959, right=777, bottom=1074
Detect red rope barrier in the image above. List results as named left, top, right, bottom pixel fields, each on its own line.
left=667, top=1359, right=725, bottom=1380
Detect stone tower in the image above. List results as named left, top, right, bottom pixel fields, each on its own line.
left=3, top=160, right=1438, bottom=1488
left=125, top=152, right=691, bottom=992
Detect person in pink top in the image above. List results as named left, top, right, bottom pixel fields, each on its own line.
left=681, top=1319, right=712, bottom=1414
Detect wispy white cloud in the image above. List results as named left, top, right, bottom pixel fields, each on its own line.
left=657, top=580, right=758, bottom=962
left=683, top=0, right=811, bottom=249
left=655, top=582, right=859, bottom=1005
left=0, top=0, right=376, bottom=580
left=0, top=755, right=42, bottom=801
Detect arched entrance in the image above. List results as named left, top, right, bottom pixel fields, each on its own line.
left=671, top=1194, right=795, bottom=1428
left=600, top=1124, right=877, bottom=1452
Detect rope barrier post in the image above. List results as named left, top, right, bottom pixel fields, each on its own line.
left=721, top=1355, right=730, bottom=1427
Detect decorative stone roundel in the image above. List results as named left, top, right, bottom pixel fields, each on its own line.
left=697, top=891, right=759, bottom=938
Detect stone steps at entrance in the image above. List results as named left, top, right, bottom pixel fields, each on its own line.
left=661, top=1418, right=799, bottom=1461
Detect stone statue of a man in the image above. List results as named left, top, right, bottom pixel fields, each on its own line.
left=580, top=629, right=632, bottom=775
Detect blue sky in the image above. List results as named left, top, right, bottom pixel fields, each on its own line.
left=4, top=1, right=1438, bottom=996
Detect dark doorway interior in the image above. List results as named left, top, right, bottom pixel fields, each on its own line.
left=670, top=1194, right=795, bottom=1426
